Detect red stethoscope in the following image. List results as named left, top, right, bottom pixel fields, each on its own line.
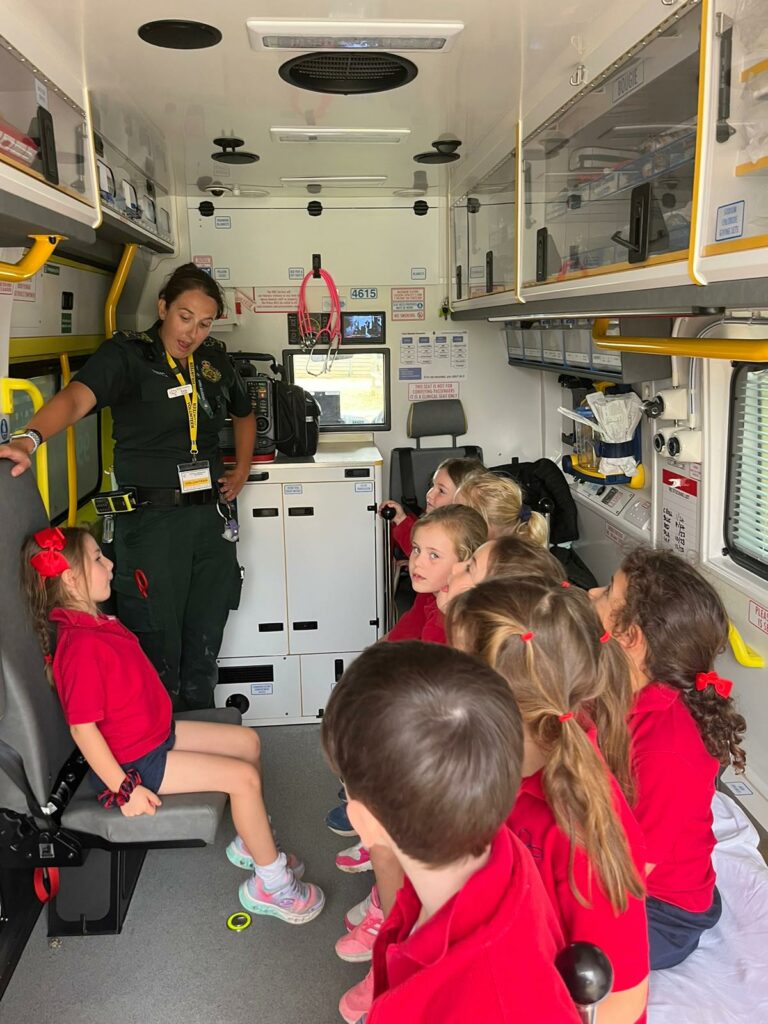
left=296, top=267, right=342, bottom=374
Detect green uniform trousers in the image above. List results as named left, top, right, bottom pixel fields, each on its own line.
left=112, top=504, right=242, bottom=710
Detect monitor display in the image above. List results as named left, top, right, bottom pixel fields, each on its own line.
left=342, top=311, right=386, bottom=344
left=283, top=347, right=391, bottom=432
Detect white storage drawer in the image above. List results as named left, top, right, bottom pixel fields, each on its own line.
left=300, top=651, right=362, bottom=719
left=215, top=656, right=301, bottom=725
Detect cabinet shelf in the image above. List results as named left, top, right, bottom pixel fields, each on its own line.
left=741, top=58, right=768, bottom=83
left=735, top=154, right=768, bottom=177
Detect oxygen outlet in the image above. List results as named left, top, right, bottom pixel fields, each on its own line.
left=666, top=429, right=702, bottom=463
left=653, top=432, right=667, bottom=453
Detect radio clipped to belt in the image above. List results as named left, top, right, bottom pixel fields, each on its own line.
left=92, top=488, right=139, bottom=543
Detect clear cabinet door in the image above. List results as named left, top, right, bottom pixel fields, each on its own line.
left=522, top=1, right=702, bottom=288
left=699, top=0, right=768, bottom=279
left=451, top=198, right=469, bottom=302
left=0, top=39, right=96, bottom=207
left=467, top=152, right=517, bottom=297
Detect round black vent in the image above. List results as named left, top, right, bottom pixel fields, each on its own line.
left=138, top=20, right=222, bottom=50
left=211, top=137, right=259, bottom=165
left=279, top=52, right=417, bottom=95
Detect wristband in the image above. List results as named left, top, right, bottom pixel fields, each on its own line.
left=97, top=768, right=143, bottom=809
left=12, top=429, right=43, bottom=454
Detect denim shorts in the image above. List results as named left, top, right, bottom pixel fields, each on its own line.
left=88, top=722, right=176, bottom=800
left=648, top=887, right=722, bottom=970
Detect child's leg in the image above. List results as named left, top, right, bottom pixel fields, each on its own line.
left=172, top=720, right=261, bottom=768
left=370, top=844, right=404, bottom=916
left=161, top=749, right=276, bottom=865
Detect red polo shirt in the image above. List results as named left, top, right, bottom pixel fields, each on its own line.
left=386, top=593, right=436, bottom=642
left=507, top=756, right=649, bottom=1000
left=420, top=606, right=446, bottom=645
left=629, top=681, right=718, bottom=912
left=51, top=608, right=173, bottom=763
left=391, top=514, right=418, bottom=557
left=368, top=826, right=581, bottom=1024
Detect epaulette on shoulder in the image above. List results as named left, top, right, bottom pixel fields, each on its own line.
left=203, top=336, right=226, bottom=353
left=121, top=330, right=156, bottom=346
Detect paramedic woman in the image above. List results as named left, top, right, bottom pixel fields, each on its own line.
left=1, top=263, right=256, bottom=710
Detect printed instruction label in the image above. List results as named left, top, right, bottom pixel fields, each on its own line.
left=193, top=255, right=213, bottom=271
left=605, top=522, right=631, bottom=551
left=214, top=215, right=231, bottom=229
left=14, top=277, right=37, bottom=302
left=408, top=382, right=460, bottom=401
left=213, top=267, right=230, bottom=281
left=410, top=267, right=427, bottom=280
left=354, top=481, right=374, bottom=492
left=284, top=484, right=303, bottom=495
left=250, top=683, right=274, bottom=696
left=660, top=469, right=700, bottom=561
left=391, top=287, right=425, bottom=321
left=748, top=600, right=768, bottom=637
left=236, top=286, right=300, bottom=313
left=611, top=61, right=645, bottom=104
left=288, top=267, right=304, bottom=280
left=34, top=78, right=49, bottom=110
left=715, top=201, right=745, bottom=242
left=398, top=333, right=468, bottom=381
left=725, top=780, right=753, bottom=797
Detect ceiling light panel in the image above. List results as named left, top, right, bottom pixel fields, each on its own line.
left=270, top=127, right=409, bottom=144
left=248, top=20, right=464, bottom=52
left=280, top=176, right=387, bottom=186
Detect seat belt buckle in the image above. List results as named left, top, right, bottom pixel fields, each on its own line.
left=92, top=488, right=139, bottom=516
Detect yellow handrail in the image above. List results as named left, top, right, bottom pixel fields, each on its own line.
left=0, top=378, right=50, bottom=515
left=729, top=622, right=765, bottom=669
left=59, top=354, right=78, bottom=526
left=0, top=235, right=65, bottom=283
left=104, top=243, right=138, bottom=338
left=592, top=318, right=768, bottom=361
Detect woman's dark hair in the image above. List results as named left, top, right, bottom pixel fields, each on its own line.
left=617, top=547, right=747, bottom=772
left=158, top=262, right=225, bottom=319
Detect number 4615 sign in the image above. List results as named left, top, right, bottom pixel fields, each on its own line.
left=350, top=287, right=378, bottom=300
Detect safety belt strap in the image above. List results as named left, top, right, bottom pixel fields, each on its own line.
left=399, top=449, right=421, bottom=517
left=0, top=736, right=47, bottom=822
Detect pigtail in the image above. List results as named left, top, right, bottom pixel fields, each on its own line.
left=590, top=637, right=635, bottom=803
left=513, top=509, right=548, bottom=549
left=683, top=687, right=747, bottom=773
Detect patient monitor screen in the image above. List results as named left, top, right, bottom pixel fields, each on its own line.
left=342, top=312, right=385, bottom=343
left=284, top=348, right=391, bottom=432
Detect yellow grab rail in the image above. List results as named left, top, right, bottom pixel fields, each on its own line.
left=0, top=378, right=50, bottom=515
left=592, top=318, right=768, bottom=362
left=0, top=235, right=65, bottom=283
left=729, top=622, right=765, bottom=669
left=59, top=354, right=78, bottom=526
left=104, top=243, right=138, bottom=338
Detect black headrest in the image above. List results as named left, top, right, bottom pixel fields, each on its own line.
left=407, top=399, right=467, bottom=440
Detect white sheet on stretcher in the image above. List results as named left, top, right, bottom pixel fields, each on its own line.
left=648, top=791, right=768, bottom=1023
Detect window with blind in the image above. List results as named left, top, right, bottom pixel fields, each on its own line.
left=726, top=364, right=768, bottom=581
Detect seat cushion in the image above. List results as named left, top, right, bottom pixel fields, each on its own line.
left=60, top=707, right=243, bottom=845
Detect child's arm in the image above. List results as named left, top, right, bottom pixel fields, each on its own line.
left=70, top=723, right=161, bottom=817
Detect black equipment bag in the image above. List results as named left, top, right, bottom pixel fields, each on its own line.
left=491, top=457, right=579, bottom=546
left=274, top=382, right=321, bottom=458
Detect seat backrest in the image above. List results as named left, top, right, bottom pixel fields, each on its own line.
left=0, top=462, right=73, bottom=812
left=389, top=400, right=482, bottom=514
left=490, top=457, right=580, bottom=545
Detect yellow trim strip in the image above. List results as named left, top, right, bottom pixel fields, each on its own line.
left=593, top=317, right=768, bottom=361
left=688, top=0, right=709, bottom=286
left=735, top=155, right=768, bottom=177
left=702, top=235, right=768, bottom=257
left=522, top=250, right=688, bottom=288
left=59, top=354, right=78, bottom=527
left=741, top=58, right=768, bottom=83
left=729, top=622, right=765, bottom=669
left=0, top=378, right=50, bottom=515
left=0, top=235, right=65, bottom=283
left=105, top=244, right=138, bottom=338
left=10, top=335, right=103, bottom=362
left=48, top=255, right=111, bottom=277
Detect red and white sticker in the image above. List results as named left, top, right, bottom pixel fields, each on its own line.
left=407, top=382, right=460, bottom=401
left=748, top=600, right=768, bottom=637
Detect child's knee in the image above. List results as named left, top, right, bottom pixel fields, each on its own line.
left=243, top=726, right=261, bottom=764
left=234, top=760, right=262, bottom=798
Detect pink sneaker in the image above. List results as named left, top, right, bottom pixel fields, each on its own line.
left=336, top=840, right=372, bottom=874
left=339, top=969, right=374, bottom=1023
left=226, top=835, right=305, bottom=879
left=239, top=871, right=325, bottom=925
left=344, top=886, right=378, bottom=932
left=335, top=888, right=383, bottom=962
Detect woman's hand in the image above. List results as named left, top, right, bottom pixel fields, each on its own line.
left=218, top=466, right=249, bottom=502
left=120, top=785, right=162, bottom=817
left=0, top=438, right=34, bottom=476
left=379, top=500, right=406, bottom=525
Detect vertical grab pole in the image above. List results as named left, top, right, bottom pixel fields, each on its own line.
left=104, top=243, right=138, bottom=339
left=380, top=506, right=397, bottom=632
left=59, top=353, right=78, bottom=526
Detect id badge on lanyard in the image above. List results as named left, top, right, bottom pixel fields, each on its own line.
left=166, top=351, right=212, bottom=493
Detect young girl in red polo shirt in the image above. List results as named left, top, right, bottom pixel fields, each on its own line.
left=590, top=547, right=747, bottom=971
left=21, top=526, right=324, bottom=925
left=448, top=578, right=649, bottom=1024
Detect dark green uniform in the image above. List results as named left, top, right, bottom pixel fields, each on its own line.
left=77, top=323, right=253, bottom=709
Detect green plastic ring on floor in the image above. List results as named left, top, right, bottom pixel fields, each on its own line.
left=227, top=912, right=252, bottom=932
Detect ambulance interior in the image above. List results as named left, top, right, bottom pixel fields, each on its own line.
left=2, top=0, right=768, bottom=1020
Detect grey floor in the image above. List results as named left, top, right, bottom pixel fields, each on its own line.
left=1, top=725, right=372, bottom=1024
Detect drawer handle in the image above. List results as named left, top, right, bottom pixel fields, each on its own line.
left=288, top=507, right=314, bottom=516
left=249, top=471, right=270, bottom=481
left=257, top=623, right=284, bottom=632
left=293, top=621, right=318, bottom=630
left=252, top=508, right=279, bottom=517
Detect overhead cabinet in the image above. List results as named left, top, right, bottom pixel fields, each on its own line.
left=697, top=0, right=768, bottom=282
left=520, top=0, right=703, bottom=300
left=0, top=33, right=98, bottom=241
left=452, top=150, right=517, bottom=305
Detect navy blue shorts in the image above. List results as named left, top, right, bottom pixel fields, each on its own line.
left=88, top=722, right=176, bottom=800
left=648, top=887, right=722, bottom=970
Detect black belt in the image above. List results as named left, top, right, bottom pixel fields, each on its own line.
left=134, top=486, right=218, bottom=508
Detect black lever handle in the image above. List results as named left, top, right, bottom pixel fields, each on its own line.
left=380, top=506, right=397, bottom=521
left=556, top=942, right=613, bottom=1023
left=716, top=23, right=737, bottom=144
left=610, top=230, right=640, bottom=253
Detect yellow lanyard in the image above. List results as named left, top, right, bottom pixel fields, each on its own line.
left=165, top=351, right=199, bottom=459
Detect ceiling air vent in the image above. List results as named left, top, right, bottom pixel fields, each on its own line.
left=278, top=52, right=418, bottom=95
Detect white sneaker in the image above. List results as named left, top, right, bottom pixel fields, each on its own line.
left=344, top=886, right=376, bottom=932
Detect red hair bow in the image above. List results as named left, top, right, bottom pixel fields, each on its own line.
left=695, top=671, right=733, bottom=699
left=30, top=527, right=70, bottom=578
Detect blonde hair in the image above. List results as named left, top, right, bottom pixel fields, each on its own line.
left=485, top=535, right=566, bottom=585
left=20, top=527, right=94, bottom=687
left=455, top=473, right=548, bottom=547
left=412, top=505, right=487, bottom=563
left=446, top=578, right=642, bottom=913
left=434, top=457, right=487, bottom=491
